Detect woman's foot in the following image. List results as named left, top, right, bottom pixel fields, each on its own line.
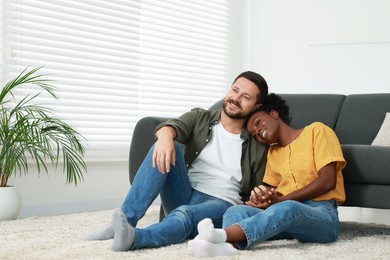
left=196, top=218, right=226, bottom=243
left=188, top=239, right=237, bottom=258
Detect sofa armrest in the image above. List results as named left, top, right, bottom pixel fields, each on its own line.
left=129, top=117, right=172, bottom=183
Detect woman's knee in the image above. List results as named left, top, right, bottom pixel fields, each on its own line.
left=273, top=200, right=304, bottom=212
left=223, top=205, right=256, bottom=228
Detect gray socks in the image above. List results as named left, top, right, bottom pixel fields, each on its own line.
left=111, top=207, right=135, bottom=251
left=87, top=222, right=114, bottom=241
left=87, top=207, right=135, bottom=252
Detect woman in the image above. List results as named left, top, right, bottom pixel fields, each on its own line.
left=188, top=93, right=346, bottom=257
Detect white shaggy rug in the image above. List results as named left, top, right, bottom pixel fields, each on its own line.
left=1, top=205, right=390, bottom=260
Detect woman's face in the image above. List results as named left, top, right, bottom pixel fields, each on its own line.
left=247, top=110, right=279, bottom=145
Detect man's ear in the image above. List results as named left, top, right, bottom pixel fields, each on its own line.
left=254, top=103, right=262, bottom=111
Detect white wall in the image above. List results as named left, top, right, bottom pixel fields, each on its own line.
left=240, top=0, right=390, bottom=94
left=240, top=0, right=390, bottom=224
left=9, top=161, right=130, bottom=218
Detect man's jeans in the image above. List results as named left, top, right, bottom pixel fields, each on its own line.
left=223, top=200, right=340, bottom=249
left=121, top=142, right=233, bottom=250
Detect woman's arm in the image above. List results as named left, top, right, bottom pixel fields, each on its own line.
left=247, top=162, right=337, bottom=208
left=269, top=162, right=337, bottom=205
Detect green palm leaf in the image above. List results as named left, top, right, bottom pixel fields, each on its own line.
left=0, top=67, right=87, bottom=187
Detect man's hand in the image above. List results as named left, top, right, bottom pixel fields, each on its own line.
left=153, top=126, right=177, bottom=174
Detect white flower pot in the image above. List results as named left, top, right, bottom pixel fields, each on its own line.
left=0, top=186, right=22, bottom=220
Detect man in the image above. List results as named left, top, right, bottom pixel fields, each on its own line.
left=88, top=71, right=269, bottom=251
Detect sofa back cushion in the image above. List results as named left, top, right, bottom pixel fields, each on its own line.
left=335, top=94, right=390, bottom=145
left=209, top=99, right=223, bottom=111
left=279, top=94, right=346, bottom=130
left=209, top=94, right=346, bottom=131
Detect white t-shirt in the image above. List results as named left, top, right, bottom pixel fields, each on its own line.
left=188, top=122, right=243, bottom=205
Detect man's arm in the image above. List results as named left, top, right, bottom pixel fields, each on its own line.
left=153, top=126, right=177, bottom=174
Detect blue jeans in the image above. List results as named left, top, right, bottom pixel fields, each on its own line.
left=121, top=142, right=233, bottom=250
left=223, top=200, right=340, bottom=249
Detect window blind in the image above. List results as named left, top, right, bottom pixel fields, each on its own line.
left=1, top=0, right=232, bottom=161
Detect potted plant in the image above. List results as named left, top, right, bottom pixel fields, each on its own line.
left=0, top=67, right=87, bottom=220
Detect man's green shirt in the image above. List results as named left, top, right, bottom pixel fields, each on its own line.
left=155, top=108, right=268, bottom=202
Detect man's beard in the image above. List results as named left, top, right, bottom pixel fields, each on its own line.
left=222, top=99, right=252, bottom=119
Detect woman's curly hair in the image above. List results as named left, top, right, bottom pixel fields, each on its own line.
left=258, top=93, right=291, bottom=125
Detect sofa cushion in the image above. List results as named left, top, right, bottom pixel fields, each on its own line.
left=341, top=144, right=390, bottom=185
left=372, top=112, right=390, bottom=146
left=279, top=94, right=345, bottom=129
left=343, top=183, right=390, bottom=208
left=335, top=94, right=390, bottom=145
left=209, top=99, right=223, bottom=110
left=209, top=94, right=346, bottom=130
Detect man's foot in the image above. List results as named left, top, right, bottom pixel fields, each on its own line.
left=111, top=208, right=135, bottom=251
left=188, top=239, right=237, bottom=258
left=196, top=218, right=226, bottom=243
left=87, top=222, right=114, bottom=241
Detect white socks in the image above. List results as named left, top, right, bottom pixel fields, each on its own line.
left=188, top=218, right=238, bottom=258
left=196, top=218, right=227, bottom=243
left=188, top=239, right=238, bottom=258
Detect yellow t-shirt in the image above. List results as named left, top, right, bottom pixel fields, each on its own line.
left=262, top=122, right=346, bottom=205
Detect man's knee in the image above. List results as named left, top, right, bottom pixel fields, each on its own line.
left=173, top=141, right=184, bottom=153
left=169, top=205, right=196, bottom=236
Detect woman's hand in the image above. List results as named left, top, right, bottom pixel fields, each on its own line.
left=245, top=185, right=276, bottom=209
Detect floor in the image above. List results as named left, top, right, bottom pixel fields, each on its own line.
left=338, top=206, right=390, bottom=225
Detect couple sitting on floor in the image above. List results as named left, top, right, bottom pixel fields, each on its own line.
left=88, top=71, right=345, bottom=258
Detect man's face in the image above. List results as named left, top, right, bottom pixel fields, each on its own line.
left=222, top=77, right=260, bottom=119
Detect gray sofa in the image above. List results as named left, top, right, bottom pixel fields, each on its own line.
left=129, top=93, right=390, bottom=209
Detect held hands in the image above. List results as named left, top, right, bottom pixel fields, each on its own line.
left=245, top=185, right=279, bottom=209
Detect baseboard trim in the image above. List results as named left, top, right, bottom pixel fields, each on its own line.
left=18, top=198, right=123, bottom=218
left=18, top=197, right=162, bottom=219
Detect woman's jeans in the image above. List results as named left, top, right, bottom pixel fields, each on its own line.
left=223, top=200, right=340, bottom=249
left=121, top=142, right=232, bottom=250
